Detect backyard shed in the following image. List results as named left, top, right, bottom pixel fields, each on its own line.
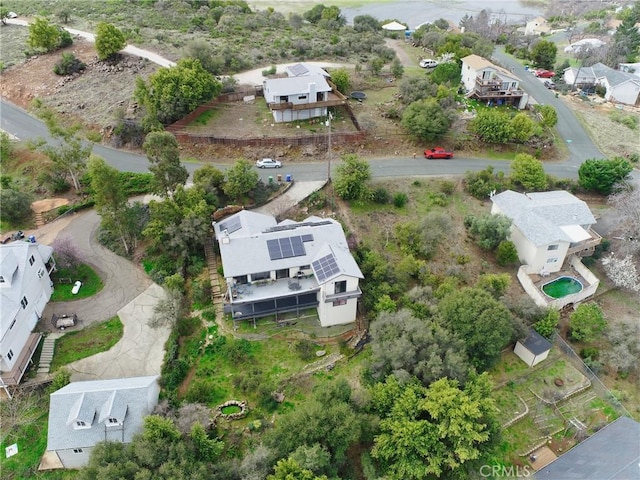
left=514, top=329, right=552, bottom=367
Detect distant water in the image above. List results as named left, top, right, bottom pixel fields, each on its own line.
left=341, top=0, right=545, bottom=30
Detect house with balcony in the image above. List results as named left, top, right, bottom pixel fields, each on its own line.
left=461, top=54, right=527, bottom=108
left=44, top=376, right=160, bottom=469
left=491, top=190, right=601, bottom=309
left=563, top=63, right=640, bottom=105
left=213, top=210, right=363, bottom=328
left=1, top=241, right=56, bottom=392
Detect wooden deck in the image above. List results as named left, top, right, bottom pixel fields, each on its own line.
left=0, top=332, right=42, bottom=386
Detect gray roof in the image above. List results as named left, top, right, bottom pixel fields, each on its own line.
left=47, top=376, right=159, bottom=452
left=285, top=63, right=330, bottom=78
left=591, top=62, right=640, bottom=87
left=519, top=328, right=551, bottom=355
left=214, top=211, right=363, bottom=283
left=491, top=190, right=597, bottom=246
left=535, top=416, right=640, bottom=480
left=263, top=74, right=332, bottom=96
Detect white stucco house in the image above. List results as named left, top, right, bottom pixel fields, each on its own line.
left=44, top=376, right=160, bottom=469
left=524, top=16, right=551, bottom=36
left=491, top=190, right=601, bottom=309
left=214, top=210, right=363, bottom=328
left=1, top=241, right=56, bottom=390
left=263, top=74, right=333, bottom=123
left=563, top=62, right=640, bottom=106
left=514, top=329, right=552, bottom=367
left=461, top=54, right=527, bottom=108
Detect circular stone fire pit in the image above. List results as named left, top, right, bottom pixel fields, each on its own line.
left=554, top=378, right=564, bottom=387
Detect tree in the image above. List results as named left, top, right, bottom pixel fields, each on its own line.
left=603, top=318, right=639, bottom=375
left=511, top=153, right=547, bottom=191
left=334, top=154, right=371, bottom=201
left=0, top=131, right=13, bottom=162
left=391, top=58, right=404, bottom=78
left=95, top=22, right=126, bottom=61
left=569, top=303, right=606, bottom=342
left=534, top=309, right=560, bottom=340
left=143, top=131, right=188, bottom=197
left=430, top=62, right=461, bottom=85
left=476, top=273, right=511, bottom=298
left=438, top=287, right=515, bottom=369
left=134, top=58, right=221, bottom=127
left=370, top=374, right=500, bottom=480
left=53, top=52, right=86, bottom=76
left=509, top=112, right=536, bottom=143
left=223, top=159, right=259, bottom=201
left=537, top=104, right=558, bottom=128
left=33, top=104, right=92, bottom=192
left=183, top=39, right=223, bottom=75
left=193, top=164, right=225, bottom=207
left=471, top=109, right=514, bottom=143
left=330, top=67, right=350, bottom=94
left=0, top=185, right=33, bottom=223
left=601, top=254, right=640, bottom=292
left=398, top=76, right=437, bottom=105
left=268, top=458, right=328, bottom=480
left=369, top=309, right=470, bottom=385
left=608, top=185, right=640, bottom=255
left=51, top=235, right=84, bottom=270
left=401, top=98, right=453, bottom=141
left=496, top=240, right=519, bottom=266
left=530, top=39, right=557, bottom=69
left=28, top=17, right=62, bottom=52
left=578, top=157, right=632, bottom=195
left=353, top=14, right=380, bottom=32
left=465, top=213, right=512, bottom=251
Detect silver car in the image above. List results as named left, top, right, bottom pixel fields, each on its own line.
left=256, top=158, right=282, bottom=168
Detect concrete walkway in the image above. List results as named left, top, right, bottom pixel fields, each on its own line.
left=253, top=180, right=327, bottom=217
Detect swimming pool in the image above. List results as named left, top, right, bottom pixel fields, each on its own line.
left=542, top=276, right=584, bottom=299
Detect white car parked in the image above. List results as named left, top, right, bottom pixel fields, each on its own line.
left=256, top=158, right=282, bottom=168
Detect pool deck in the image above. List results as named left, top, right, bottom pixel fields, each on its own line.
left=529, top=269, right=591, bottom=298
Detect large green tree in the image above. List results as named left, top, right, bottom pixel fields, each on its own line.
left=369, top=309, right=470, bottom=385
left=95, top=22, right=126, bottom=60
left=569, top=303, right=607, bottom=342
left=334, top=154, right=371, bottom=201
left=465, top=213, right=512, bottom=251
left=135, top=58, right=221, bottom=127
left=510, top=153, right=547, bottom=191
left=471, top=109, right=513, bottom=144
left=401, top=98, right=453, bottom=142
left=143, top=131, right=188, bottom=197
left=371, top=374, right=500, bottom=480
left=430, top=62, right=462, bottom=85
left=28, top=17, right=62, bottom=52
left=578, top=158, right=633, bottom=195
left=223, top=159, right=259, bottom=201
left=438, top=287, right=516, bottom=369
left=530, top=39, right=557, bottom=70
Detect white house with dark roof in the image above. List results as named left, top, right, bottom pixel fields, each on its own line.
left=45, top=376, right=160, bottom=469
left=491, top=190, right=601, bottom=309
left=563, top=62, right=640, bottom=105
left=214, top=210, right=363, bottom=327
left=1, top=242, right=56, bottom=390
left=461, top=54, right=527, bottom=108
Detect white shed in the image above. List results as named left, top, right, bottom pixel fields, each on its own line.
left=514, top=329, right=552, bottom=367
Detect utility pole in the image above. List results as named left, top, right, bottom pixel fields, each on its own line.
left=326, top=111, right=332, bottom=182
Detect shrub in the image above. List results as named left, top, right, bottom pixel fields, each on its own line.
left=496, top=240, right=519, bottom=266
left=185, top=378, right=219, bottom=404
left=580, top=346, right=600, bottom=360
left=440, top=180, right=455, bottom=195
left=569, top=303, right=606, bottom=342
left=465, top=214, right=512, bottom=251
left=372, top=187, right=390, bottom=204
left=393, top=192, right=408, bottom=208
left=295, top=340, right=318, bottom=361
left=53, top=52, right=86, bottom=76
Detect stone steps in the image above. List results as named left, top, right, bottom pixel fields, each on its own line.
left=36, top=334, right=60, bottom=375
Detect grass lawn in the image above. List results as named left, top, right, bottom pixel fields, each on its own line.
left=50, top=263, right=103, bottom=302
left=49, top=316, right=123, bottom=371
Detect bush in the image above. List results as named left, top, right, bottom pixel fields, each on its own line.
left=0, top=188, right=33, bottom=223
left=465, top=213, right=512, bottom=251
left=580, top=346, right=600, bottom=360
left=393, top=192, right=408, bottom=208
left=569, top=303, right=606, bottom=343
left=295, top=340, right=318, bottom=361
left=53, top=52, right=86, bottom=76
left=496, top=240, right=519, bottom=266
left=185, top=378, right=219, bottom=404
left=371, top=187, right=390, bottom=204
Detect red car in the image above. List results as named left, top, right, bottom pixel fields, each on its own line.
left=424, top=147, right=454, bottom=159
left=534, top=69, right=555, bottom=78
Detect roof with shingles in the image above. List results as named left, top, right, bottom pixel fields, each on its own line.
left=461, top=54, right=521, bottom=81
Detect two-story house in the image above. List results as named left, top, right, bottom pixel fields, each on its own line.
left=263, top=74, right=334, bottom=123
left=564, top=62, right=640, bottom=105
left=1, top=241, right=56, bottom=390
left=44, top=376, right=160, bottom=469
left=214, top=210, right=363, bottom=327
left=461, top=54, right=526, bottom=108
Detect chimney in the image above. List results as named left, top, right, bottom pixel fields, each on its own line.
left=308, top=82, right=316, bottom=103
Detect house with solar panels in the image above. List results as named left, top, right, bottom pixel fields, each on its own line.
left=262, top=63, right=346, bottom=123
left=213, top=210, right=363, bottom=327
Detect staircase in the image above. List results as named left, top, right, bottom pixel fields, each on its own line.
left=37, top=333, right=63, bottom=375
left=204, top=237, right=225, bottom=322
left=34, top=211, right=45, bottom=228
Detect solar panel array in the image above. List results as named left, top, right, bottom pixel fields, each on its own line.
left=289, top=64, right=309, bottom=76
left=301, top=234, right=314, bottom=242
left=219, top=216, right=241, bottom=234
left=267, top=236, right=306, bottom=260
left=312, top=252, right=340, bottom=282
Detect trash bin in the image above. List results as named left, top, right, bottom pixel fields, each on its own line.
left=286, top=174, right=292, bottom=182
left=268, top=175, right=273, bottom=184
left=277, top=174, right=282, bottom=182
left=28, top=235, right=36, bottom=243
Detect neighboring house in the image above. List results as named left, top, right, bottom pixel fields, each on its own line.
left=263, top=74, right=334, bottom=123
left=514, top=329, right=551, bottom=367
left=536, top=416, right=640, bottom=480
left=524, top=16, right=551, bottom=36
left=563, top=38, right=605, bottom=54
left=619, top=62, right=640, bottom=78
left=45, top=376, right=160, bottom=469
left=0, top=241, right=56, bottom=389
left=563, top=62, right=640, bottom=105
left=491, top=190, right=601, bottom=309
left=460, top=54, right=526, bottom=108
left=214, top=210, right=363, bottom=327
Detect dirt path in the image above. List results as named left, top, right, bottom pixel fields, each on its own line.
left=385, top=38, right=417, bottom=68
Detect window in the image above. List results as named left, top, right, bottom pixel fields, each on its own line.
left=275, top=269, right=289, bottom=280
left=37, top=268, right=45, bottom=279
left=334, top=280, right=347, bottom=294
left=298, top=95, right=307, bottom=100
left=9, top=319, right=16, bottom=330
left=7, top=349, right=14, bottom=361
left=546, top=258, right=558, bottom=264
left=251, top=271, right=270, bottom=281
left=29, top=255, right=35, bottom=266
left=547, top=244, right=559, bottom=251
left=333, top=299, right=347, bottom=306
left=75, top=421, right=88, bottom=428
left=234, top=275, right=248, bottom=285
left=20, top=296, right=28, bottom=309
left=107, top=418, right=119, bottom=425
left=299, top=265, right=310, bottom=271
left=73, top=448, right=84, bottom=454
left=0, top=276, right=5, bottom=283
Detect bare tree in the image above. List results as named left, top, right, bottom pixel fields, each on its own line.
left=51, top=235, right=85, bottom=270
left=609, top=185, right=640, bottom=256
